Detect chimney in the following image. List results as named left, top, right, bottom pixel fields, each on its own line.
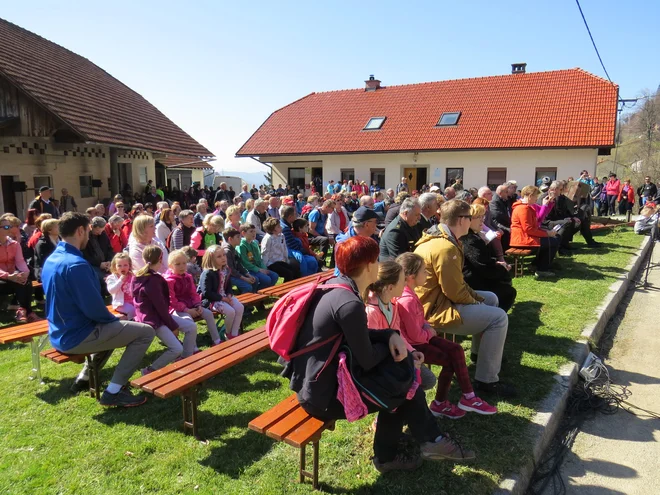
left=511, top=63, right=527, bottom=74
left=365, top=74, right=381, bottom=91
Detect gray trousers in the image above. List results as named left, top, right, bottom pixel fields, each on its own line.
left=65, top=319, right=155, bottom=386
left=454, top=290, right=508, bottom=383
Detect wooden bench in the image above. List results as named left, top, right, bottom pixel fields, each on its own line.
left=258, top=271, right=335, bottom=299
left=505, top=247, right=536, bottom=277
left=249, top=394, right=335, bottom=490
left=131, top=326, right=271, bottom=436
left=40, top=349, right=101, bottom=399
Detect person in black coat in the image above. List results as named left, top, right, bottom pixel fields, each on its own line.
left=34, top=219, right=60, bottom=281
left=83, top=217, right=114, bottom=292
left=489, top=185, right=511, bottom=249
left=383, top=191, right=410, bottom=228
left=28, top=186, right=60, bottom=219
left=461, top=206, right=516, bottom=312
left=379, top=198, right=422, bottom=261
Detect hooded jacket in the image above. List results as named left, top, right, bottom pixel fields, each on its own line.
left=364, top=292, right=414, bottom=352
left=394, top=286, right=435, bottom=346
left=510, top=200, right=548, bottom=247
left=413, top=224, right=483, bottom=328
left=132, top=269, right=178, bottom=331
left=164, top=269, right=202, bottom=312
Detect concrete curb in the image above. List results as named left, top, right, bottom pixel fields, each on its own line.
left=494, top=235, right=652, bottom=495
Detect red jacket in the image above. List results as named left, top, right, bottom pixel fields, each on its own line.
left=121, top=218, right=132, bottom=240
left=104, top=223, right=127, bottom=253
left=510, top=201, right=548, bottom=248
left=618, top=184, right=635, bottom=203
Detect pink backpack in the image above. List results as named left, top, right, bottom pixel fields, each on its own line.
left=266, top=277, right=352, bottom=361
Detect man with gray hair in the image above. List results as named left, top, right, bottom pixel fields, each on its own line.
left=359, top=195, right=375, bottom=209
left=444, top=187, right=456, bottom=200
left=418, top=192, right=439, bottom=234
left=379, top=198, right=422, bottom=261
left=489, top=184, right=511, bottom=249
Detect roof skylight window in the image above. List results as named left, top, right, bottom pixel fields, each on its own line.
left=364, top=117, right=386, bottom=130
left=437, top=112, right=461, bottom=126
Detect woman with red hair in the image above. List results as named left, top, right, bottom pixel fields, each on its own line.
left=283, top=235, right=473, bottom=474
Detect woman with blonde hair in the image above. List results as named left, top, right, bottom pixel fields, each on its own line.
left=190, top=214, right=224, bottom=258
left=128, top=214, right=169, bottom=273
left=34, top=218, right=60, bottom=281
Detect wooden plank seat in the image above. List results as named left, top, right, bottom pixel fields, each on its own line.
left=235, top=292, right=268, bottom=308
left=249, top=394, right=335, bottom=490
left=131, top=325, right=271, bottom=437
left=31, top=280, right=42, bottom=289
left=258, top=271, right=335, bottom=299
left=505, top=247, right=537, bottom=277
left=40, top=348, right=102, bottom=399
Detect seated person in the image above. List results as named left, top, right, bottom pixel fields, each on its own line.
left=461, top=204, right=517, bottom=312
left=236, top=223, right=278, bottom=290
left=634, top=205, right=659, bottom=235
left=42, top=212, right=155, bottom=407
left=511, top=186, right=560, bottom=277
left=83, top=216, right=114, bottom=292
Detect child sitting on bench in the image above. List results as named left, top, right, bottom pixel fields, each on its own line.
left=106, top=252, right=136, bottom=320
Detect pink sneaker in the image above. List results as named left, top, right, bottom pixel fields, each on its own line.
left=458, top=396, right=497, bottom=415
left=429, top=400, right=466, bottom=419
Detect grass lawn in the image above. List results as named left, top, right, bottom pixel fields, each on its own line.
left=0, top=227, right=644, bottom=495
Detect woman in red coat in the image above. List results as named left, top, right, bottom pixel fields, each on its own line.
left=105, top=215, right=128, bottom=253
left=617, top=179, right=635, bottom=215
left=510, top=185, right=560, bottom=277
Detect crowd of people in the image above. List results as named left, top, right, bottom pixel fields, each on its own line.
left=0, top=170, right=619, bottom=474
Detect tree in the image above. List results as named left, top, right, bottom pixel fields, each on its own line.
left=263, top=168, right=272, bottom=186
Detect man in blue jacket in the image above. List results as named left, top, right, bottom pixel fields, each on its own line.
left=42, top=212, right=155, bottom=407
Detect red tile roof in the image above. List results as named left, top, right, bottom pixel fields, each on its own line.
left=0, top=18, right=213, bottom=158
left=237, top=68, right=618, bottom=157
left=157, top=156, right=214, bottom=170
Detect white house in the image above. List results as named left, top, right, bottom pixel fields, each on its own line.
left=236, top=65, right=618, bottom=193
left=0, top=18, right=213, bottom=216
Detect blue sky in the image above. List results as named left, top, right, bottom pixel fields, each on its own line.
left=3, top=1, right=659, bottom=174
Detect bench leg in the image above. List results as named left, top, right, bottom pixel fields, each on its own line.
left=86, top=355, right=101, bottom=401
left=29, top=338, right=43, bottom=383
left=182, top=388, right=199, bottom=438
left=299, top=441, right=320, bottom=490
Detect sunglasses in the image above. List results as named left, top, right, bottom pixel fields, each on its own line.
left=1, top=225, right=11, bottom=230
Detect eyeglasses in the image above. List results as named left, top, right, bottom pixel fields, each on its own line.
left=1, top=225, right=11, bottom=230
left=459, top=215, right=473, bottom=220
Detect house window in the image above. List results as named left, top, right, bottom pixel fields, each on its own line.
left=487, top=168, right=507, bottom=190
left=33, top=175, right=52, bottom=192
left=436, top=112, right=461, bottom=126
left=79, top=176, right=93, bottom=198
left=288, top=167, right=306, bottom=190
left=341, top=169, right=355, bottom=183
left=364, top=117, right=386, bottom=130
left=139, top=166, right=148, bottom=185
left=535, top=168, right=557, bottom=185
left=445, top=168, right=464, bottom=188
left=370, top=168, right=386, bottom=189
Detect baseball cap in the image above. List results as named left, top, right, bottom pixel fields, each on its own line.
left=353, top=206, right=379, bottom=224
left=430, top=186, right=440, bottom=192
left=39, top=186, right=53, bottom=193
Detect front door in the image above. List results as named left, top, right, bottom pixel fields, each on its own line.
left=1, top=176, right=17, bottom=215
left=404, top=168, right=417, bottom=191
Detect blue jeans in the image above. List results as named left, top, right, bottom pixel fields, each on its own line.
left=291, top=250, right=319, bottom=276
left=231, top=276, right=258, bottom=294
left=250, top=269, right=279, bottom=289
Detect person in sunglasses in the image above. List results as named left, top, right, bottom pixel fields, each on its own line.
left=0, top=216, right=42, bottom=323
left=413, top=199, right=515, bottom=398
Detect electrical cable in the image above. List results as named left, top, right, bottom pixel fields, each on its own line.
left=525, top=356, right=660, bottom=495
left=574, top=0, right=612, bottom=83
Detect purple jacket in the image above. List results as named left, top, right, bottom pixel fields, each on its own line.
left=132, top=269, right=178, bottom=332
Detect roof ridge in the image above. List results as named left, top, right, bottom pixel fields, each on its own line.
left=311, top=67, right=614, bottom=95
left=271, top=92, right=316, bottom=114
left=570, top=67, right=619, bottom=87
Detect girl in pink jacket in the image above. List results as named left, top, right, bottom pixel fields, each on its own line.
left=605, top=173, right=621, bottom=216
left=394, top=252, right=497, bottom=419
left=164, top=249, right=222, bottom=345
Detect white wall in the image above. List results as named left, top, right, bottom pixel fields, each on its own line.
left=264, top=148, right=598, bottom=193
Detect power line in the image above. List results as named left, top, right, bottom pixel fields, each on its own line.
left=575, top=0, right=612, bottom=83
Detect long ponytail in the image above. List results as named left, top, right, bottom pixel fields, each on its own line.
left=135, top=245, right=162, bottom=277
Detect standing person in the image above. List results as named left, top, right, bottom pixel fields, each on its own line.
left=250, top=184, right=259, bottom=200
left=590, top=178, right=603, bottom=216
left=193, top=202, right=208, bottom=228
left=29, top=186, right=59, bottom=218
left=213, top=182, right=231, bottom=204
left=0, top=216, right=40, bottom=322
left=42, top=212, right=154, bottom=405
left=164, top=249, right=221, bottom=345
left=605, top=173, right=621, bottom=216
left=414, top=200, right=515, bottom=397
left=239, top=185, right=252, bottom=203
left=617, top=179, right=635, bottom=216
left=236, top=223, right=279, bottom=289
left=511, top=186, right=560, bottom=277
left=108, top=194, right=123, bottom=216
left=198, top=245, right=245, bottom=340
left=132, top=245, right=198, bottom=375
left=284, top=236, right=475, bottom=472
left=638, top=176, right=657, bottom=209
left=395, top=252, right=497, bottom=418
left=396, top=177, right=408, bottom=194
left=106, top=252, right=136, bottom=320
left=59, top=188, right=78, bottom=214
left=260, top=217, right=300, bottom=282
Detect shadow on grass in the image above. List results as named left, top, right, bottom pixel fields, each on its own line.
left=200, top=429, right=275, bottom=479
